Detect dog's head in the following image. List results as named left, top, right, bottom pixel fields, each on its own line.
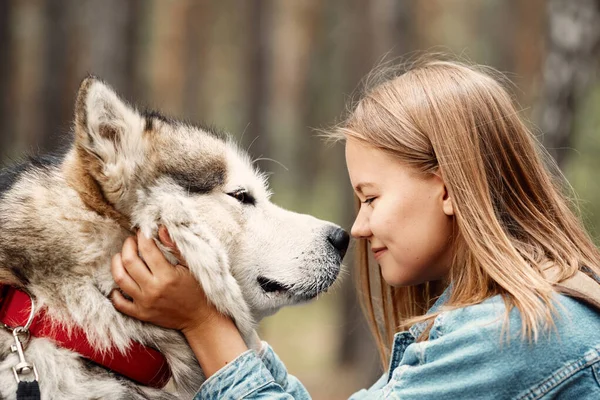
left=71, top=77, right=348, bottom=321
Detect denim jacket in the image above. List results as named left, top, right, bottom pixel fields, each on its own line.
left=195, top=286, right=600, bottom=399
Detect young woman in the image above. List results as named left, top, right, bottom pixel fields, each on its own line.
left=111, top=59, right=600, bottom=399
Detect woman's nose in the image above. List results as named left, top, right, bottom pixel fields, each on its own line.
left=350, top=211, right=371, bottom=239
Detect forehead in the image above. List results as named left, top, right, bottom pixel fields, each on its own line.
left=151, top=122, right=267, bottom=194
left=151, top=124, right=225, bottom=188
left=345, top=140, right=400, bottom=187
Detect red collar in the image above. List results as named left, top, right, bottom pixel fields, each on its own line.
left=0, top=285, right=171, bottom=388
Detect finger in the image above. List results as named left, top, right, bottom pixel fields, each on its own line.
left=111, top=289, right=142, bottom=319
left=137, top=230, right=168, bottom=273
left=137, top=230, right=181, bottom=276
left=110, top=253, right=141, bottom=296
left=158, top=226, right=186, bottom=266
left=121, top=236, right=154, bottom=285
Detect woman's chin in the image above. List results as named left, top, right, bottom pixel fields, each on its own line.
left=380, top=263, right=425, bottom=287
left=380, top=263, right=406, bottom=287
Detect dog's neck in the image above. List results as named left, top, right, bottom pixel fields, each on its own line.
left=62, top=148, right=133, bottom=233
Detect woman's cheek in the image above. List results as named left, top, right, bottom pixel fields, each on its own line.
left=373, top=202, right=396, bottom=234
left=368, top=211, right=382, bottom=237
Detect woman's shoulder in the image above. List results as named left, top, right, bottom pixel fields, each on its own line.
left=388, top=293, right=600, bottom=398
left=435, top=291, right=600, bottom=340
left=421, top=292, right=600, bottom=395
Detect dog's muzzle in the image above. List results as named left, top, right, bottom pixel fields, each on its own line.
left=256, top=227, right=349, bottom=300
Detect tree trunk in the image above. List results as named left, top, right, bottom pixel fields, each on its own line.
left=0, top=1, right=12, bottom=161
left=40, top=0, right=73, bottom=153
left=513, top=0, right=545, bottom=105
left=244, top=0, right=269, bottom=165
left=9, top=0, right=46, bottom=156
left=182, top=0, right=211, bottom=121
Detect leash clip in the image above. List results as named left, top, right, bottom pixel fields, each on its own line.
left=2, top=290, right=39, bottom=383
left=11, top=327, right=39, bottom=383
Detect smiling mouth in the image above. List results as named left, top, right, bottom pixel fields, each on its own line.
left=257, top=276, right=291, bottom=293
left=372, top=248, right=387, bottom=259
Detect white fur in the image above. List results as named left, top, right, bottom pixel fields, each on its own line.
left=0, top=78, right=345, bottom=399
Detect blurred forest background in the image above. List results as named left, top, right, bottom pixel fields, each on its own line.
left=1, top=0, right=600, bottom=399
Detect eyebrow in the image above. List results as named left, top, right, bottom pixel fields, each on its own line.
left=354, top=182, right=375, bottom=193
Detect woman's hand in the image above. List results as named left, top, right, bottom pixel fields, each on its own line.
left=110, top=227, right=249, bottom=377
left=110, top=227, right=217, bottom=334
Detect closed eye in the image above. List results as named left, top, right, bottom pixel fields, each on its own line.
left=227, top=189, right=255, bottom=205
left=363, top=197, right=376, bottom=205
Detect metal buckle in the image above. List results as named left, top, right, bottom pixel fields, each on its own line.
left=11, top=327, right=39, bottom=383
left=1, top=290, right=39, bottom=383
left=1, top=289, right=36, bottom=333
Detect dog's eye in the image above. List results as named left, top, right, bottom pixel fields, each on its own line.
left=227, top=190, right=255, bottom=205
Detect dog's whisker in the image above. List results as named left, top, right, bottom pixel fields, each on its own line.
left=247, top=135, right=260, bottom=154
left=240, top=122, right=251, bottom=144
left=253, top=157, right=289, bottom=171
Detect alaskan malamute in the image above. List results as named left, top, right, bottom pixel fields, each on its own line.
left=0, top=77, right=348, bottom=399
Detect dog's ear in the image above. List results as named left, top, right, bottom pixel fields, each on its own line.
left=74, top=76, right=145, bottom=165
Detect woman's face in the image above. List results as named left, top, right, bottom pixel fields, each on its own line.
left=345, top=139, right=454, bottom=286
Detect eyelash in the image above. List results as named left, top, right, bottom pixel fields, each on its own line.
left=363, top=197, right=376, bottom=205
left=227, top=189, right=256, bottom=206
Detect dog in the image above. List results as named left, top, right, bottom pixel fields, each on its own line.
left=0, top=77, right=348, bottom=399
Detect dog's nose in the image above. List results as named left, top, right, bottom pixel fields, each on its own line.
left=327, top=227, right=350, bottom=259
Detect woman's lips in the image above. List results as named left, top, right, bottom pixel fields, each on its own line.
left=372, top=247, right=387, bottom=260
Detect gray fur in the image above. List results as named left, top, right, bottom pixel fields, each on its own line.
left=0, top=77, right=345, bottom=399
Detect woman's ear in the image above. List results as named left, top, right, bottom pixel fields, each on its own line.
left=435, top=169, right=454, bottom=217
left=442, top=185, right=454, bottom=216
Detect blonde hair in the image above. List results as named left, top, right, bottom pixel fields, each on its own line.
left=331, top=57, right=600, bottom=369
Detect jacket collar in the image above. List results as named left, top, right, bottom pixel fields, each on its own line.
left=408, top=283, right=452, bottom=339
left=387, top=284, right=452, bottom=380
left=400, top=267, right=600, bottom=343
